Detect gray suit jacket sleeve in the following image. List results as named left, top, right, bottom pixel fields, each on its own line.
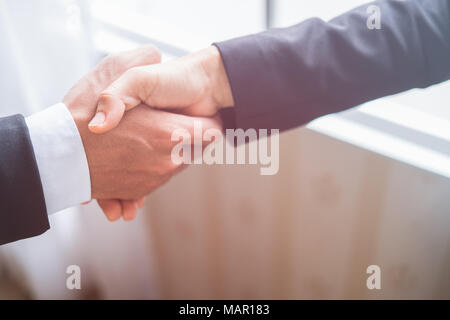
left=215, top=0, right=450, bottom=131
left=0, top=115, right=49, bottom=245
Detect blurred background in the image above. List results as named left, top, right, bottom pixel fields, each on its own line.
left=0, top=0, right=449, bottom=299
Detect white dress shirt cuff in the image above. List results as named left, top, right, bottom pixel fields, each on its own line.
left=25, top=103, right=91, bottom=215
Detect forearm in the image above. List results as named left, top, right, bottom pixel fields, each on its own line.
left=213, top=0, right=450, bottom=131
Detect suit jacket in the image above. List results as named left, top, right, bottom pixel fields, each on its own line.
left=0, top=115, right=49, bottom=245
left=216, top=0, right=450, bottom=131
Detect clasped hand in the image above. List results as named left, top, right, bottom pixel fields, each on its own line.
left=63, top=45, right=233, bottom=222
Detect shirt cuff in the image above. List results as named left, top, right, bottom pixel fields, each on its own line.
left=25, top=103, right=91, bottom=215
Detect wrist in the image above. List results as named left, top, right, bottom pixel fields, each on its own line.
left=65, top=105, right=91, bottom=151
left=201, top=46, right=234, bottom=111
left=26, top=103, right=92, bottom=212
left=64, top=101, right=98, bottom=196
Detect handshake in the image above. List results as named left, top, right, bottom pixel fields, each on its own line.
left=65, top=45, right=234, bottom=222
left=2, top=0, right=447, bottom=245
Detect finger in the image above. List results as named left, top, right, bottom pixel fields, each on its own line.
left=89, top=66, right=157, bottom=133
left=137, top=197, right=146, bottom=209
left=88, top=93, right=127, bottom=133
left=98, top=199, right=122, bottom=222
left=121, top=200, right=138, bottom=221
left=88, top=45, right=161, bottom=134
left=94, top=44, right=161, bottom=84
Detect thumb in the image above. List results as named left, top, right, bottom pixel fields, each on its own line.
left=88, top=66, right=158, bottom=133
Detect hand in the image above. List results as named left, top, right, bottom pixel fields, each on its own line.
left=76, top=105, right=221, bottom=199
left=64, top=46, right=222, bottom=221
left=87, top=46, right=234, bottom=133
left=64, top=45, right=161, bottom=221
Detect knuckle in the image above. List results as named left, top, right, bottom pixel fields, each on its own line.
left=150, top=46, right=162, bottom=62
left=126, top=66, right=146, bottom=79
left=141, top=44, right=162, bottom=61
left=141, top=179, right=156, bottom=194
left=98, top=91, right=113, bottom=101
left=100, top=53, right=117, bottom=69
left=158, top=161, right=180, bottom=176
left=106, top=53, right=124, bottom=66
left=154, top=164, right=168, bottom=177
left=100, top=53, right=127, bottom=76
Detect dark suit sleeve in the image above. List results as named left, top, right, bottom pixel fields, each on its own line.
left=0, top=115, right=49, bottom=245
left=215, top=0, right=450, bottom=131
